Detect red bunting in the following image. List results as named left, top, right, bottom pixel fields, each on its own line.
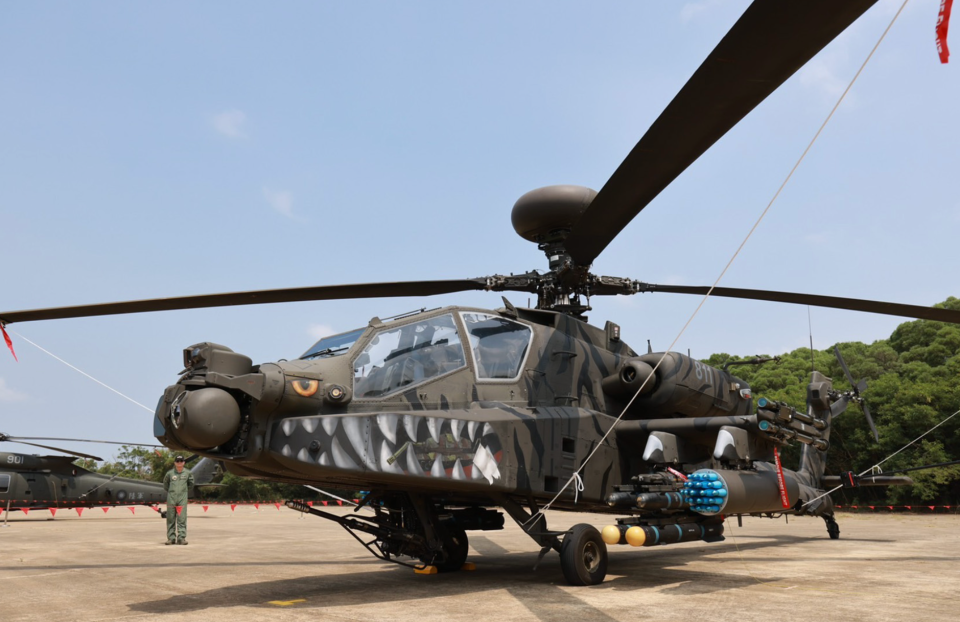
left=274, top=503, right=281, bottom=511
left=353, top=499, right=360, bottom=504
left=937, top=0, right=954, bottom=63
left=929, top=506, right=936, bottom=510
left=1, top=323, right=17, bottom=362
left=336, top=500, right=343, bottom=506
left=906, top=505, right=912, bottom=510
left=151, top=506, right=160, bottom=513
left=322, top=501, right=328, bottom=506
left=21, top=508, right=29, bottom=515
left=230, top=504, right=237, bottom=512
left=202, top=505, right=209, bottom=512
left=175, top=506, right=183, bottom=515
left=306, top=501, right=313, bottom=507
left=254, top=503, right=260, bottom=510
left=50, top=508, right=58, bottom=517
left=869, top=506, right=875, bottom=510
left=76, top=508, right=84, bottom=517
left=129, top=507, right=136, bottom=514
left=102, top=507, right=110, bottom=513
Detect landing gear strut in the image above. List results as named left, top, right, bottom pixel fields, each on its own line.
left=823, top=514, right=840, bottom=539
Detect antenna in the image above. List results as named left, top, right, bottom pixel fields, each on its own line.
left=807, top=306, right=815, bottom=374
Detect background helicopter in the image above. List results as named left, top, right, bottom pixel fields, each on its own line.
left=1, top=0, right=960, bottom=584
left=0, top=434, right=218, bottom=518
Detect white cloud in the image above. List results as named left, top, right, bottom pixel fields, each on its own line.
left=262, top=187, right=295, bottom=219
left=680, top=0, right=727, bottom=23
left=0, top=378, right=27, bottom=402
left=308, top=324, right=336, bottom=340
left=212, top=109, right=247, bottom=138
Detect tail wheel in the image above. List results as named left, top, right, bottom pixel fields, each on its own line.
left=560, top=524, right=608, bottom=586
left=433, top=524, right=469, bottom=572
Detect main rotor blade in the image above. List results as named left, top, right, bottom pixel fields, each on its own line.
left=862, top=402, right=879, bottom=443
left=0, top=280, right=486, bottom=324
left=2, top=439, right=103, bottom=462
left=1, top=434, right=163, bottom=448
left=564, top=0, right=879, bottom=266
left=638, top=284, right=960, bottom=325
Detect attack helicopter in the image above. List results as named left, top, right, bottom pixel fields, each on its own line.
left=2, top=0, right=959, bottom=585
left=0, top=433, right=217, bottom=517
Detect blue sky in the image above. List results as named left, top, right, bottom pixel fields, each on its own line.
left=1, top=1, right=957, bottom=457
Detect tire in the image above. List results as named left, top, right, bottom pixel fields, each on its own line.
left=434, top=524, right=469, bottom=573
left=560, top=524, right=608, bottom=586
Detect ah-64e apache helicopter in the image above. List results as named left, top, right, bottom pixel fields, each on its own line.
left=2, top=0, right=958, bottom=585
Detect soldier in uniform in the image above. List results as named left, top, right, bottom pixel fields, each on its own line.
left=162, top=455, right=194, bottom=545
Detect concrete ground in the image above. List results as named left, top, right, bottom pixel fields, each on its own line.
left=1, top=506, right=957, bottom=622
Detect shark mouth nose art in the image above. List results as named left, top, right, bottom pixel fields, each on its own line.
left=271, top=414, right=503, bottom=484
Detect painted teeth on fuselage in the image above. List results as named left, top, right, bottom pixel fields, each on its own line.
left=403, top=415, right=420, bottom=441
left=406, top=445, right=426, bottom=476
left=321, top=417, right=338, bottom=437
left=452, top=458, right=466, bottom=480
left=331, top=437, right=359, bottom=470
left=426, top=417, right=441, bottom=443
left=430, top=453, right=445, bottom=478
left=379, top=439, right=404, bottom=474
left=377, top=413, right=399, bottom=445
left=275, top=413, right=502, bottom=484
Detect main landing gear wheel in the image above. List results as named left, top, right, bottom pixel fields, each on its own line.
left=560, top=524, right=608, bottom=586
left=433, top=524, right=469, bottom=573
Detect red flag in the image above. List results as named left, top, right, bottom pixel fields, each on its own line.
left=202, top=505, right=209, bottom=513
left=76, top=508, right=85, bottom=517
left=151, top=506, right=160, bottom=513
left=102, top=507, right=110, bottom=513
left=353, top=499, right=360, bottom=504
left=772, top=447, right=790, bottom=509
left=175, top=505, right=183, bottom=515
left=937, top=0, right=954, bottom=63
left=274, top=502, right=281, bottom=511
left=322, top=500, right=328, bottom=506
left=888, top=506, right=894, bottom=510
left=1, top=324, right=17, bottom=362
left=869, top=506, right=875, bottom=510
left=49, top=508, right=58, bottom=517
left=336, top=500, right=343, bottom=506
left=230, top=504, right=237, bottom=512
left=21, top=508, right=29, bottom=515
left=929, top=506, right=936, bottom=510
left=254, top=503, right=260, bottom=510
left=306, top=501, right=313, bottom=507
left=906, top=505, right=912, bottom=510
left=129, top=507, right=136, bottom=514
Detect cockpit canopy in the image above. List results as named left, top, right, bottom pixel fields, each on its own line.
left=300, top=310, right=534, bottom=400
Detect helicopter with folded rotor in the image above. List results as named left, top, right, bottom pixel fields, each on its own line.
left=3, top=0, right=958, bottom=585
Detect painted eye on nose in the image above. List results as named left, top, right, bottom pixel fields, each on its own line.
left=291, top=379, right=320, bottom=397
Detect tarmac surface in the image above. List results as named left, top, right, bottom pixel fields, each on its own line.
left=1, top=505, right=958, bottom=622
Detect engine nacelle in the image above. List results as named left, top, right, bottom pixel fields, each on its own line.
left=603, top=352, right=752, bottom=419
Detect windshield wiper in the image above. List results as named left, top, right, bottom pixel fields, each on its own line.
left=302, top=346, right=349, bottom=360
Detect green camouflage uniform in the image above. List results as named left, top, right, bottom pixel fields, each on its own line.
left=163, top=467, right=194, bottom=543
